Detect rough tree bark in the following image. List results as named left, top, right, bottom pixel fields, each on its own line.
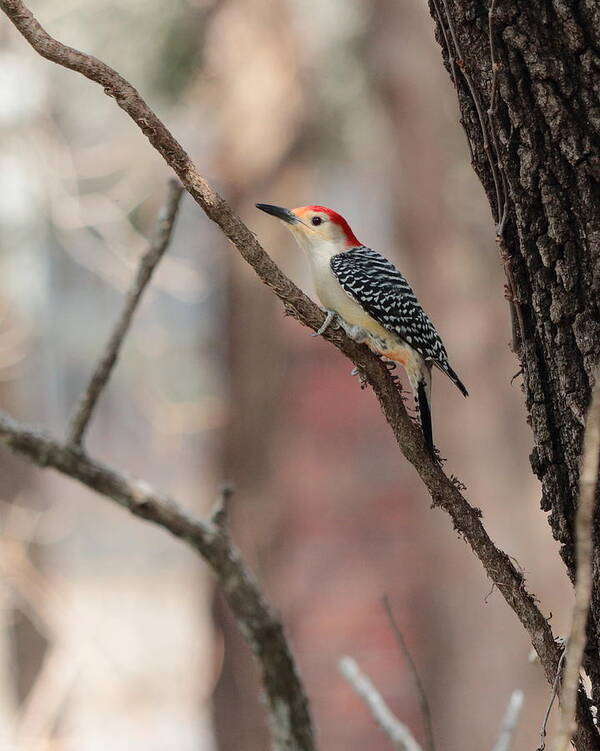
left=429, top=0, right=600, bottom=708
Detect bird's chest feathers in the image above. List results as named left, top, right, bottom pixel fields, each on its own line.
left=309, top=254, right=389, bottom=336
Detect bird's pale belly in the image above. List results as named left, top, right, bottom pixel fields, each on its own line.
left=316, top=277, right=387, bottom=336
left=315, top=275, right=412, bottom=363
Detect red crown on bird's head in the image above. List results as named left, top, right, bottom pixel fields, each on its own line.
left=294, top=205, right=360, bottom=247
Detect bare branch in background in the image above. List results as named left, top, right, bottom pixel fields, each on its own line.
left=0, top=1, right=598, bottom=743
left=539, top=646, right=567, bottom=751
left=492, top=690, right=524, bottom=751
left=0, top=412, right=315, bottom=751
left=555, top=376, right=600, bottom=751
left=67, top=180, right=184, bottom=447
left=382, top=596, right=435, bottom=751
left=338, top=656, right=423, bottom=751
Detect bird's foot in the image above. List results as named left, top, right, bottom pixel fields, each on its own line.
left=339, top=320, right=371, bottom=344
left=312, top=309, right=339, bottom=337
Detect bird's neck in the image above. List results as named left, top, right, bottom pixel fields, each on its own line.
left=292, top=234, right=345, bottom=262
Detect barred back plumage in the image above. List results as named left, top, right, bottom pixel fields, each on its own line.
left=255, top=201, right=468, bottom=456
left=330, top=246, right=468, bottom=397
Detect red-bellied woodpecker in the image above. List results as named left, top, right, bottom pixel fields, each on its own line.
left=256, top=203, right=468, bottom=455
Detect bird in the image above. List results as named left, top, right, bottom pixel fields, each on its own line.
left=256, top=203, right=468, bottom=456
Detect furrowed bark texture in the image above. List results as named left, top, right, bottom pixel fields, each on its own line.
left=429, top=0, right=600, bottom=722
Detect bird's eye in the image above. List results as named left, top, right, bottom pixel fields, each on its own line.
left=311, top=216, right=323, bottom=226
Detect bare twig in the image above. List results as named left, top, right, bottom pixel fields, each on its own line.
left=486, top=0, right=505, bottom=229
left=492, top=690, right=524, bottom=751
left=0, top=412, right=315, bottom=751
left=485, top=0, right=523, bottom=353
left=382, top=596, right=435, bottom=751
left=210, top=482, right=235, bottom=530
left=555, top=377, right=600, bottom=751
left=540, top=646, right=567, bottom=751
left=429, top=0, right=457, bottom=86
left=1, top=4, right=598, bottom=746
left=67, top=180, right=184, bottom=446
left=438, top=0, right=503, bottom=221
left=435, top=0, right=524, bottom=355
left=339, top=656, right=423, bottom=751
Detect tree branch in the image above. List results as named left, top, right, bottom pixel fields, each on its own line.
left=67, top=179, right=184, bottom=447
left=382, top=596, right=435, bottom=751
left=492, top=690, right=524, bottom=751
left=0, top=410, right=315, bottom=751
left=555, top=376, right=600, bottom=751
left=539, top=645, right=566, bottom=751
left=0, top=2, right=597, bottom=746
left=339, top=656, right=423, bottom=751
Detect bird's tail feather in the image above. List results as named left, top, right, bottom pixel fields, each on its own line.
left=439, top=362, right=468, bottom=397
left=416, top=378, right=434, bottom=457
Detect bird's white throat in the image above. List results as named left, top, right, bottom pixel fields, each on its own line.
left=288, top=226, right=343, bottom=262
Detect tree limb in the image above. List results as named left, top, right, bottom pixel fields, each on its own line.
left=0, top=2, right=597, bottom=745
left=382, top=596, right=435, bottom=751
left=339, top=656, right=422, bottom=751
left=539, top=645, right=566, bottom=751
left=556, top=376, right=600, bottom=751
left=492, top=690, right=524, bottom=751
left=0, top=410, right=315, bottom=751
left=67, top=179, right=184, bottom=447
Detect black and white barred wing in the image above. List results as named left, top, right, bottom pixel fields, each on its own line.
left=330, top=246, right=468, bottom=396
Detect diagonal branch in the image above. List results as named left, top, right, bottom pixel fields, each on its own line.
left=0, top=410, right=315, bottom=751
left=492, top=690, right=524, bottom=751
left=0, top=2, right=598, bottom=747
left=382, top=596, right=435, bottom=751
left=67, top=179, right=184, bottom=447
left=339, top=656, right=423, bottom=751
left=555, top=375, right=600, bottom=751
left=539, top=645, right=566, bottom=751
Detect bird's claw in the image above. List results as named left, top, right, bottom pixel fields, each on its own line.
left=312, top=309, right=339, bottom=337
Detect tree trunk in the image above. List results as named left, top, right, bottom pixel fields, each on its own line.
left=428, top=0, right=600, bottom=743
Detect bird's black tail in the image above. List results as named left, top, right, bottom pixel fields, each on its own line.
left=417, top=378, right=434, bottom=457
left=443, top=363, right=469, bottom=398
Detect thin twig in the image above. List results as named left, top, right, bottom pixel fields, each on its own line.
left=430, top=0, right=457, bottom=86
left=67, top=180, right=184, bottom=447
left=487, top=0, right=499, bottom=120
left=436, top=0, right=524, bottom=355
left=492, top=690, right=524, bottom=751
left=499, top=237, right=524, bottom=354
left=339, top=656, right=423, bottom=751
left=540, top=645, right=567, bottom=751
left=1, top=5, right=598, bottom=745
left=555, top=376, right=600, bottom=751
left=486, top=0, right=526, bottom=356
left=439, top=0, right=503, bottom=220
left=0, top=411, right=315, bottom=751
left=382, top=596, right=435, bottom=751
left=486, top=0, right=506, bottom=230
left=210, top=482, right=235, bottom=530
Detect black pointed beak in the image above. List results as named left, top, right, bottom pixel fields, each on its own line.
left=256, top=203, right=298, bottom=224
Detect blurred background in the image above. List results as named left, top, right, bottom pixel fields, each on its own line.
left=0, top=0, right=573, bottom=749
